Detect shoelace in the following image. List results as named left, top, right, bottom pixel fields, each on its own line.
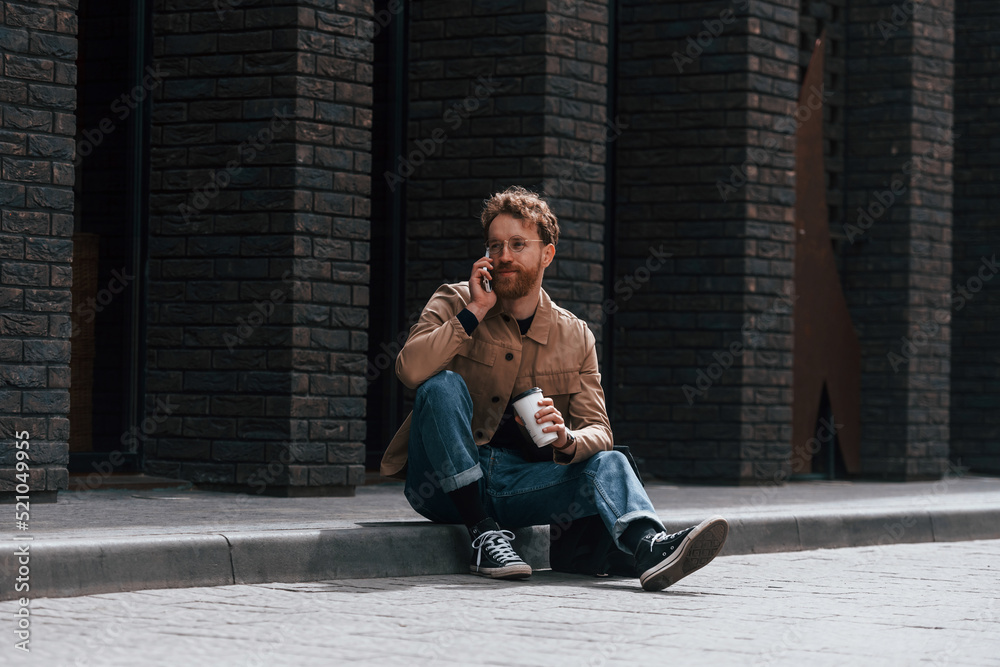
left=471, top=529, right=520, bottom=569
left=648, top=528, right=687, bottom=553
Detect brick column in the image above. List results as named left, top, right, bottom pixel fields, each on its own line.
left=843, top=0, right=954, bottom=480
left=952, top=0, right=1000, bottom=473
left=403, top=0, right=610, bottom=330
left=615, top=0, right=798, bottom=482
left=0, top=1, right=77, bottom=502
left=145, top=0, right=372, bottom=495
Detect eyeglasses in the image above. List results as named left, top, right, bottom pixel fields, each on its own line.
left=485, top=237, right=547, bottom=255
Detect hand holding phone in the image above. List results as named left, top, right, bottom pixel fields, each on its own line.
left=469, top=250, right=496, bottom=319
left=482, top=249, right=492, bottom=293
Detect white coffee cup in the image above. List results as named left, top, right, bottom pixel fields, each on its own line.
left=512, top=387, right=559, bottom=447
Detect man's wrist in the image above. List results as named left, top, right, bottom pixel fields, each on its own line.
left=553, top=430, right=575, bottom=451
left=466, top=302, right=489, bottom=322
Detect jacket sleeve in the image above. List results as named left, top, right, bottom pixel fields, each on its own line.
left=395, top=284, right=474, bottom=390
left=553, top=324, right=614, bottom=465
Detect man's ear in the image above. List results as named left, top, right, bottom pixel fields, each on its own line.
left=541, top=243, right=555, bottom=268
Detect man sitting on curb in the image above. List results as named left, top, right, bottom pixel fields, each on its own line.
left=380, top=186, right=728, bottom=591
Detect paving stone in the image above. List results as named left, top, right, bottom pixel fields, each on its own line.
left=1, top=540, right=997, bottom=666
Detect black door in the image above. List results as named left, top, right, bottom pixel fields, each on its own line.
left=69, top=0, right=151, bottom=479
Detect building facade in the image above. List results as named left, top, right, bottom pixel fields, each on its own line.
left=1, top=0, right=996, bottom=502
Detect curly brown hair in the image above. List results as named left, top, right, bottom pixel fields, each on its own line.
left=480, top=185, right=559, bottom=246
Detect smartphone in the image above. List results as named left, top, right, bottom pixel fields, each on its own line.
left=482, top=249, right=492, bottom=292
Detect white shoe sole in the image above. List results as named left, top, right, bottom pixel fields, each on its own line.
left=639, top=516, right=729, bottom=591
left=470, top=563, right=532, bottom=580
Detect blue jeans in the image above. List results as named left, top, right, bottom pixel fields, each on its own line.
left=403, top=371, right=664, bottom=553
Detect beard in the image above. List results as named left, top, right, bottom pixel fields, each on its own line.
left=493, top=256, right=542, bottom=300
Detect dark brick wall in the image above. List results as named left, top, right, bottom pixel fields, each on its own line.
left=843, top=0, right=954, bottom=480
left=952, top=0, right=1000, bottom=472
left=144, top=0, right=373, bottom=495
left=533, top=0, right=611, bottom=330
left=403, top=0, right=610, bottom=334
left=4, top=0, right=987, bottom=495
left=0, top=0, right=78, bottom=500
left=614, top=0, right=798, bottom=482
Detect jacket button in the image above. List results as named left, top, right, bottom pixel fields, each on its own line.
left=505, top=352, right=514, bottom=361
left=491, top=396, right=500, bottom=403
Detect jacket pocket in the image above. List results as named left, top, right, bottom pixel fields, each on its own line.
left=531, top=370, right=581, bottom=397
left=456, top=338, right=499, bottom=367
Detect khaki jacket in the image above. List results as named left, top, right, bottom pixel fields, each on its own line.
left=380, top=282, right=613, bottom=479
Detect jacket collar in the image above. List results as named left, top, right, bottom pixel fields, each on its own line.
left=485, top=286, right=553, bottom=345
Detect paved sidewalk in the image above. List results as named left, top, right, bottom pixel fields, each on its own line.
left=6, top=473, right=1000, bottom=541
left=1, top=473, right=999, bottom=601
left=1, top=539, right=997, bottom=666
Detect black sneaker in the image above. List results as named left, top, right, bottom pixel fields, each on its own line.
left=635, top=516, right=729, bottom=591
left=468, top=518, right=532, bottom=580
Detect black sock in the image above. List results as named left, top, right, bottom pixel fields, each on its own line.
left=447, top=482, right=489, bottom=530
left=620, top=519, right=660, bottom=554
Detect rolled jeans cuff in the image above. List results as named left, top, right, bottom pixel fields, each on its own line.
left=439, top=462, right=483, bottom=494
left=612, top=510, right=665, bottom=552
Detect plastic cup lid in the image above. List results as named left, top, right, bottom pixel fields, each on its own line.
left=511, top=387, right=542, bottom=402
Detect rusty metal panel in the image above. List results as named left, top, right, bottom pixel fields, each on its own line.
left=793, top=33, right=862, bottom=475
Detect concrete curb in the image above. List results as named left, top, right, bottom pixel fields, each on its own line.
left=226, top=525, right=550, bottom=585
left=2, top=506, right=998, bottom=601
left=1, top=535, right=233, bottom=601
